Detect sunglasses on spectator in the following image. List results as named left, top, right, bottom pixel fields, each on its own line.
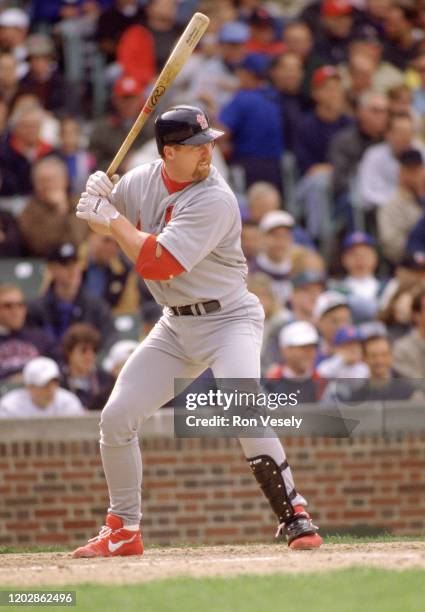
left=369, top=106, right=389, bottom=113
left=0, top=301, right=26, bottom=309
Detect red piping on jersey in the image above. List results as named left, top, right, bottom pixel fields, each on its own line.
left=136, top=234, right=185, bottom=281
left=161, top=164, right=193, bottom=194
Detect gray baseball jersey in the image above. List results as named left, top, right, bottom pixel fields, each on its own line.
left=112, top=159, right=250, bottom=308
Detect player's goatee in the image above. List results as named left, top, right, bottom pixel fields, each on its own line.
left=192, top=161, right=211, bottom=181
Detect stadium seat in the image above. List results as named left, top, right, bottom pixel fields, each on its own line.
left=0, top=258, right=46, bottom=299
left=113, top=313, right=141, bottom=341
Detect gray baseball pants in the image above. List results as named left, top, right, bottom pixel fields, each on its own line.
left=100, top=300, right=307, bottom=524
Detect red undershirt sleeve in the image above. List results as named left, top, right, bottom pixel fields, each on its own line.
left=135, top=234, right=186, bottom=281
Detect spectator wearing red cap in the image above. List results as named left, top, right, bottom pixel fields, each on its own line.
left=293, top=65, right=352, bottom=240
left=314, top=0, right=356, bottom=65
left=89, top=75, right=154, bottom=171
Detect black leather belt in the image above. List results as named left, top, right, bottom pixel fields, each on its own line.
left=171, top=300, right=221, bottom=316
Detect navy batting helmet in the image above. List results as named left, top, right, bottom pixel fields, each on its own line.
left=155, top=105, right=224, bottom=155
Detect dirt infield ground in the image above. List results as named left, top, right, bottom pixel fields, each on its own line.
left=1, top=542, right=425, bottom=587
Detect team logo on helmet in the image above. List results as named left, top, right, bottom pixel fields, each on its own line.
left=197, top=114, right=208, bottom=130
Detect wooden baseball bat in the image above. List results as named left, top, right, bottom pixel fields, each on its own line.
left=106, top=12, right=210, bottom=177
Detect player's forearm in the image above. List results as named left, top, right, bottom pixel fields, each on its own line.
left=109, top=214, right=150, bottom=262
left=88, top=221, right=112, bottom=236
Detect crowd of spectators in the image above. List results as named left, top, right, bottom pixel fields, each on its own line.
left=1, top=0, right=425, bottom=417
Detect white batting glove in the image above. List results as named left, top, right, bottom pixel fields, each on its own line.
left=76, top=193, right=120, bottom=227
left=86, top=171, right=119, bottom=197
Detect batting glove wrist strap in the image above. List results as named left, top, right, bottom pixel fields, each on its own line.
left=76, top=193, right=120, bottom=227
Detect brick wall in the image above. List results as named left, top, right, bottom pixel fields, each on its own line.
left=0, top=412, right=424, bottom=548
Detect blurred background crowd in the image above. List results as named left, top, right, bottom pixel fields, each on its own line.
left=1, top=0, right=425, bottom=417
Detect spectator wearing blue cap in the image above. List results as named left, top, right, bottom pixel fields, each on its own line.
left=188, top=21, right=250, bottom=111
left=246, top=7, right=286, bottom=57
left=219, top=52, right=284, bottom=192
left=378, top=149, right=425, bottom=264
left=330, top=231, right=383, bottom=322
left=317, top=325, right=370, bottom=379
left=290, top=270, right=327, bottom=324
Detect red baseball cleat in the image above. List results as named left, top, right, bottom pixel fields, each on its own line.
left=289, top=533, right=323, bottom=550
left=72, top=513, right=143, bottom=558
left=276, top=505, right=323, bottom=550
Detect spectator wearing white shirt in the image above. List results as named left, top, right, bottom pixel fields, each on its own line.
left=356, top=113, right=425, bottom=210
left=378, top=149, right=425, bottom=264
left=0, top=356, right=84, bottom=418
left=251, top=210, right=313, bottom=306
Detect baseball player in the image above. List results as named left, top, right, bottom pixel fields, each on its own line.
left=72, top=105, right=322, bottom=557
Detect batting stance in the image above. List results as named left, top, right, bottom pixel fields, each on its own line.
left=72, top=106, right=322, bottom=557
